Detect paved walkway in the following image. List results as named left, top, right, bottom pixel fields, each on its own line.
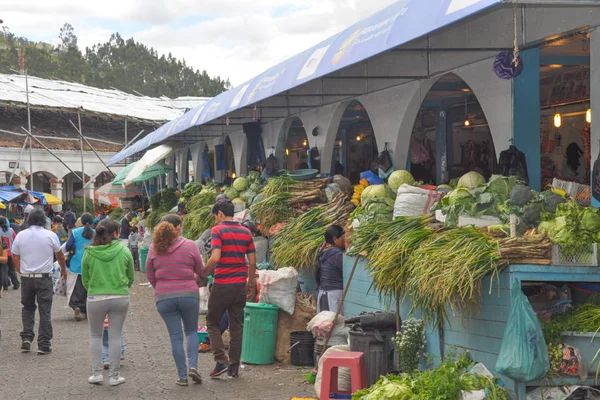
left=0, top=272, right=314, bottom=400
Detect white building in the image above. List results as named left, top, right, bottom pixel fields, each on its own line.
left=0, top=73, right=210, bottom=203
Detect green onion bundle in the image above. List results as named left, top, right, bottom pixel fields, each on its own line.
left=182, top=206, right=214, bottom=240
left=186, top=191, right=216, bottom=212
left=404, top=227, right=503, bottom=325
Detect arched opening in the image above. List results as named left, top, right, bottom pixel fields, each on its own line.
left=0, top=171, right=19, bottom=186
left=331, top=100, right=378, bottom=183
left=224, top=136, right=236, bottom=183
left=32, top=171, right=56, bottom=194
left=409, top=74, right=496, bottom=185
left=283, top=117, right=309, bottom=171
left=95, top=171, right=114, bottom=189
left=62, top=172, right=88, bottom=201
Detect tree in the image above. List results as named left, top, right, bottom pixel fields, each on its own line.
left=0, top=24, right=230, bottom=98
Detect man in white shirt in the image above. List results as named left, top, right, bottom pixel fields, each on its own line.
left=12, top=209, right=67, bottom=355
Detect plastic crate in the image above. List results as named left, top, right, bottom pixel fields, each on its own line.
left=552, top=243, right=598, bottom=266
left=551, top=178, right=591, bottom=206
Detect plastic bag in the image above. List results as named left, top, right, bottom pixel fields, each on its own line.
left=258, top=267, right=298, bottom=315
left=325, top=184, right=342, bottom=202
left=199, top=287, right=209, bottom=315
left=315, top=345, right=351, bottom=396
left=560, top=345, right=588, bottom=381
left=460, top=363, right=496, bottom=400
left=307, top=311, right=345, bottom=339
left=496, top=282, right=550, bottom=381
left=393, top=184, right=444, bottom=218
left=53, top=276, right=67, bottom=297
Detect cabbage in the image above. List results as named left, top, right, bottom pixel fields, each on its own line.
left=457, top=171, right=485, bottom=189
left=252, top=193, right=264, bottom=205
left=361, top=184, right=388, bottom=202
left=388, top=170, right=415, bottom=193
left=240, top=190, right=257, bottom=204
left=447, top=188, right=472, bottom=204
left=225, top=187, right=238, bottom=200
left=538, top=216, right=567, bottom=239
left=247, top=171, right=260, bottom=183
left=250, top=183, right=260, bottom=192
left=232, top=177, right=248, bottom=192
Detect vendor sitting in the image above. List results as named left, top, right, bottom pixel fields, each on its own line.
left=316, top=225, right=345, bottom=314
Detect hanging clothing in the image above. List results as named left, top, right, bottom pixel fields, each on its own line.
left=498, top=145, right=529, bottom=184
left=215, top=145, right=226, bottom=171
left=244, top=122, right=266, bottom=170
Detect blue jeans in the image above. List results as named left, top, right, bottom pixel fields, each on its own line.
left=157, top=297, right=199, bottom=379
left=102, top=329, right=125, bottom=363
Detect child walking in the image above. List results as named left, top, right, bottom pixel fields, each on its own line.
left=102, top=315, right=125, bottom=369
left=128, top=226, right=140, bottom=271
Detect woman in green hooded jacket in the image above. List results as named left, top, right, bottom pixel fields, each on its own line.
left=82, top=219, right=134, bottom=387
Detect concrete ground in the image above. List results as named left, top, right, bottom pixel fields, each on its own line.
left=0, top=272, right=315, bottom=400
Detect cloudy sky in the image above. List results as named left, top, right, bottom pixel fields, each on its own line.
left=2, top=0, right=397, bottom=86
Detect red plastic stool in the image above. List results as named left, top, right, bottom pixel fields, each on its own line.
left=320, top=351, right=368, bottom=400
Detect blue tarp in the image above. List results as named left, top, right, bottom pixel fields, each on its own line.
left=0, top=188, right=25, bottom=203
left=108, top=0, right=502, bottom=166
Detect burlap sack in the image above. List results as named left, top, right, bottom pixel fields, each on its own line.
left=274, top=294, right=317, bottom=364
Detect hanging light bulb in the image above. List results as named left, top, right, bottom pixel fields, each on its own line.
left=232, top=172, right=236, bottom=179
left=464, top=119, right=471, bottom=127
left=302, top=139, right=308, bottom=147
left=554, top=113, right=562, bottom=128
left=285, top=148, right=289, bottom=156
left=463, top=97, right=470, bottom=127
left=356, top=136, right=361, bottom=141
left=586, top=109, right=592, bottom=124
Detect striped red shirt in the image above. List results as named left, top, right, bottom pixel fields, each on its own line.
left=211, top=221, right=255, bottom=286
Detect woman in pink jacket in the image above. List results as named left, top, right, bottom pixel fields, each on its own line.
left=146, top=214, right=205, bottom=386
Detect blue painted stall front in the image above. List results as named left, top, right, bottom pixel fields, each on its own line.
left=343, top=255, right=600, bottom=399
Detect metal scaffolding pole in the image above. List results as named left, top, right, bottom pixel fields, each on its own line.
left=8, top=136, right=29, bottom=186
left=25, top=69, right=33, bottom=191
left=78, top=113, right=86, bottom=213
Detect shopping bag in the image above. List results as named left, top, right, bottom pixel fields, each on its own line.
left=53, top=277, right=67, bottom=297
left=496, top=281, right=550, bottom=381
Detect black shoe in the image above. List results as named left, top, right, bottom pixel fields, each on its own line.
left=228, top=367, right=239, bottom=379
left=188, top=368, right=202, bottom=384
left=37, top=347, right=52, bottom=355
left=21, top=341, right=31, bottom=352
left=13, top=286, right=19, bottom=290
left=210, top=363, right=229, bottom=378
left=176, top=378, right=188, bottom=386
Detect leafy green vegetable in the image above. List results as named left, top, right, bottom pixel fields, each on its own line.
left=580, top=207, right=600, bottom=232
left=457, top=171, right=485, bottom=189
left=388, top=170, right=415, bottom=193
left=509, top=184, right=534, bottom=207
left=232, top=177, right=249, bottom=192
left=181, top=182, right=203, bottom=199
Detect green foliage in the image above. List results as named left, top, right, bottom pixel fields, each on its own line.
left=146, top=211, right=167, bottom=229
left=186, top=191, right=216, bottom=213
left=66, top=197, right=95, bottom=216
left=0, top=24, right=230, bottom=98
left=109, top=207, right=124, bottom=220
left=182, top=206, right=214, bottom=240
left=393, top=319, right=426, bottom=374
left=150, top=188, right=178, bottom=212
left=180, top=182, right=203, bottom=199
left=353, top=352, right=509, bottom=400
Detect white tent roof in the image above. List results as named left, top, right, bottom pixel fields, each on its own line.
left=0, top=73, right=211, bottom=122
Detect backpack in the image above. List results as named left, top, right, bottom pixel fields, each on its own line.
left=264, top=154, right=279, bottom=177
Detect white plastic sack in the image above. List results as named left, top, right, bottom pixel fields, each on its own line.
left=333, top=175, right=352, bottom=193
left=393, top=184, right=444, bottom=218
left=233, top=209, right=249, bottom=223
left=308, top=311, right=345, bottom=339
left=315, top=345, right=351, bottom=397
left=258, top=267, right=298, bottom=315
left=199, top=287, right=209, bottom=315
left=526, top=386, right=576, bottom=400
left=460, top=363, right=494, bottom=400
left=253, top=237, right=268, bottom=264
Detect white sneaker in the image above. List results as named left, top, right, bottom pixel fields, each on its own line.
left=109, top=376, right=126, bottom=386
left=88, top=374, right=103, bottom=384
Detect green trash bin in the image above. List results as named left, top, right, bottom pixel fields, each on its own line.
left=241, top=303, right=279, bottom=365
left=140, top=247, right=149, bottom=273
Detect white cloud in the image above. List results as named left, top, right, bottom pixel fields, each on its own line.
left=1, top=0, right=397, bottom=86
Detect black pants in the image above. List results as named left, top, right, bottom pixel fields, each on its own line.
left=7, top=256, right=20, bottom=289
left=0, top=263, right=9, bottom=290
left=130, top=247, right=139, bottom=270
left=21, top=276, right=53, bottom=348
left=68, top=275, right=87, bottom=314
left=206, top=284, right=245, bottom=368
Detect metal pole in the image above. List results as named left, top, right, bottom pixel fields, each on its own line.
left=8, top=136, right=29, bottom=185
left=80, top=129, right=146, bottom=190
left=21, top=128, right=82, bottom=181
left=69, top=120, right=115, bottom=175
left=124, top=119, right=128, bottom=146
left=25, top=70, right=33, bottom=191
left=78, top=113, right=86, bottom=213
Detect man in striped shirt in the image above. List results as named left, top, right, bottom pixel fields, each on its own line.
left=204, top=199, right=256, bottom=379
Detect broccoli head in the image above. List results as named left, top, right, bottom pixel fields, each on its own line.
left=510, top=184, right=534, bottom=207
left=522, top=202, right=542, bottom=227
left=543, top=192, right=567, bottom=214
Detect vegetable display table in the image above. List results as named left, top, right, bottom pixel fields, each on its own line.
left=342, top=256, right=600, bottom=399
